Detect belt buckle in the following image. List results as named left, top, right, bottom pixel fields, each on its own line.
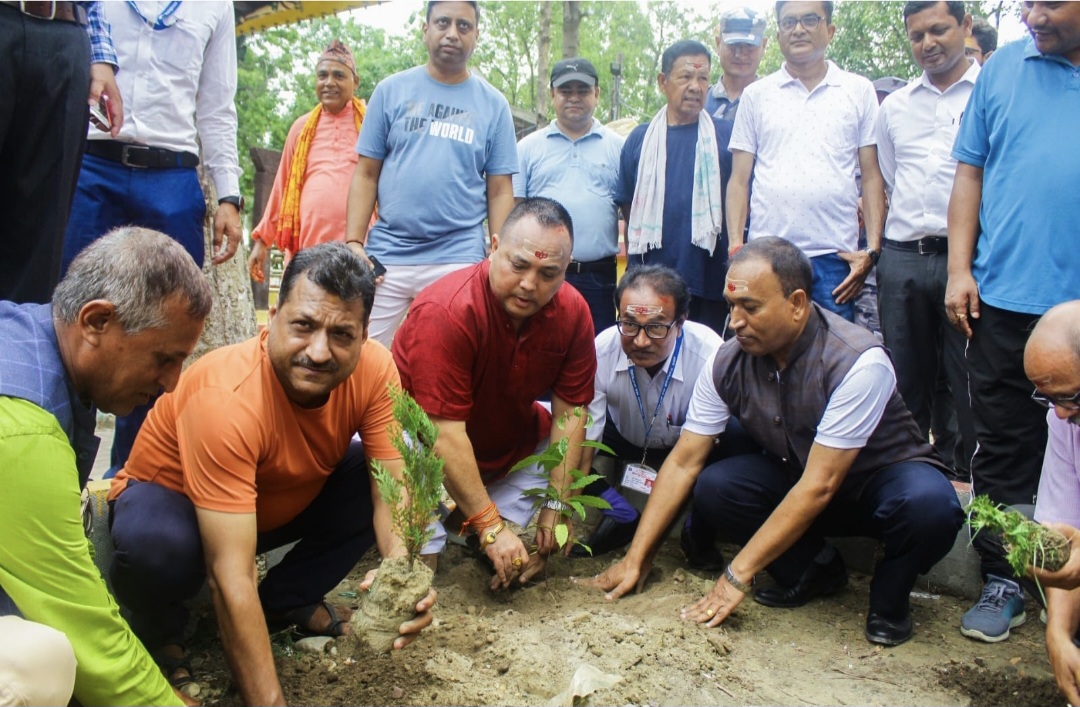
left=569, top=261, right=582, bottom=274
left=918, top=238, right=929, bottom=256
left=20, top=1, right=56, bottom=20
left=120, top=145, right=148, bottom=169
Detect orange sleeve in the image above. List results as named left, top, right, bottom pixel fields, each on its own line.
left=355, top=342, right=403, bottom=463
left=251, top=115, right=306, bottom=247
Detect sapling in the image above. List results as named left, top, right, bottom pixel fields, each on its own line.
left=352, top=385, right=443, bottom=653
left=966, top=494, right=1070, bottom=578
left=511, top=407, right=613, bottom=555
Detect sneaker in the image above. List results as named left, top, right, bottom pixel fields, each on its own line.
left=960, top=575, right=1026, bottom=643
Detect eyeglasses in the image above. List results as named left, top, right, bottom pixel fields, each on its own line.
left=1031, top=388, right=1080, bottom=412
left=617, top=320, right=678, bottom=340
left=779, top=13, right=825, bottom=32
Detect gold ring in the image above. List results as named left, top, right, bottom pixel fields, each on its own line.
left=956, top=313, right=967, bottom=320
left=706, top=608, right=715, bottom=617
left=512, top=557, right=523, bottom=568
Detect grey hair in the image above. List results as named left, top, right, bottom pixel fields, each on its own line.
left=52, top=226, right=212, bottom=333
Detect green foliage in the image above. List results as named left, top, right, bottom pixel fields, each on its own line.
left=370, top=386, right=445, bottom=565
left=509, top=407, right=612, bottom=555
left=966, top=495, right=1071, bottom=580
left=828, top=1, right=920, bottom=80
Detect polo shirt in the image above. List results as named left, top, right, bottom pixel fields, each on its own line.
left=392, top=260, right=596, bottom=483
left=730, top=61, right=878, bottom=257
left=877, top=59, right=979, bottom=243
left=513, top=118, right=624, bottom=263
left=586, top=320, right=721, bottom=450
left=1034, top=412, right=1080, bottom=527
left=952, top=36, right=1080, bottom=315
left=706, top=78, right=745, bottom=121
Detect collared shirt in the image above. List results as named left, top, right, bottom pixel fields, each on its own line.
left=84, top=2, right=118, bottom=68
left=1035, top=412, right=1080, bottom=527
left=877, top=60, right=979, bottom=243
left=705, top=77, right=748, bottom=121
left=952, top=36, right=1080, bottom=316
left=91, top=1, right=241, bottom=199
left=513, top=118, right=624, bottom=262
left=730, top=60, right=878, bottom=257
left=586, top=320, right=721, bottom=449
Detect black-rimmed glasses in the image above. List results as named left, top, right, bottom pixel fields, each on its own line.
left=1031, top=388, right=1080, bottom=412
left=617, top=320, right=678, bottom=340
left=779, top=13, right=825, bottom=32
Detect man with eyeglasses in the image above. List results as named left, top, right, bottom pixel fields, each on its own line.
left=726, top=1, right=887, bottom=325
left=514, top=57, right=625, bottom=334
left=946, top=0, right=1080, bottom=644
left=568, top=266, right=756, bottom=559
left=966, top=17, right=998, bottom=65
left=707, top=7, right=768, bottom=121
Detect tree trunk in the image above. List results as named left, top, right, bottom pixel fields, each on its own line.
left=536, top=1, right=552, bottom=124
left=190, top=165, right=257, bottom=366
left=562, top=1, right=582, bottom=59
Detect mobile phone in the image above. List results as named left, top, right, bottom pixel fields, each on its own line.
left=89, top=102, right=111, bottom=131
left=368, top=255, right=387, bottom=278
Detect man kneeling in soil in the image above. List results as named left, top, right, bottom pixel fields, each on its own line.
left=591, top=237, right=963, bottom=646
left=393, top=197, right=597, bottom=589
left=108, top=243, right=435, bottom=706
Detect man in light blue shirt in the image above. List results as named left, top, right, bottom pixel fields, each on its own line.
left=514, top=57, right=624, bottom=333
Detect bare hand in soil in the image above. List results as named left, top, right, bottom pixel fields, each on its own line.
left=1029, top=523, right=1080, bottom=589
left=394, top=587, right=438, bottom=649
left=681, top=575, right=746, bottom=627
left=578, top=558, right=650, bottom=600
left=534, top=508, right=573, bottom=557
left=1046, top=618, right=1080, bottom=706
left=516, top=552, right=547, bottom=586
left=485, top=531, right=530, bottom=590
left=173, top=687, right=200, bottom=706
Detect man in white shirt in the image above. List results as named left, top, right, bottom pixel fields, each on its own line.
left=59, top=0, right=243, bottom=474
left=591, top=237, right=962, bottom=646
left=876, top=2, right=978, bottom=484
left=726, top=1, right=886, bottom=324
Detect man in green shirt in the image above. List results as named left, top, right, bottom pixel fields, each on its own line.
left=0, top=227, right=211, bottom=706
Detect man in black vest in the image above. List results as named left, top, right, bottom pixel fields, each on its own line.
left=590, top=236, right=963, bottom=646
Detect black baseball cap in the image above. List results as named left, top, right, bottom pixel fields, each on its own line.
left=551, top=57, right=598, bottom=88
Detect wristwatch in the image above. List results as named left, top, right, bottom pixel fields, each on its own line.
left=479, top=521, right=507, bottom=550
left=863, top=247, right=880, bottom=267
left=218, top=195, right=245, bottom=212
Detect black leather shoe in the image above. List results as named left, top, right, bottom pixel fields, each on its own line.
left=679, top=524, right=725, bottom=572
left=753, top=553, right=848, bottom=608
left=865, top=612, right=913, bottom=646
left=570, top=515, right=639, bottom=557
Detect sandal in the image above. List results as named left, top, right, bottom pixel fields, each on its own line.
left=154, top=644, right=199, bottom=697
left=267, top=600, right=349, bottom=640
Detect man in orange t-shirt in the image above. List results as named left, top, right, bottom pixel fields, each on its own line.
left=108, top=243, right=435, bottom=706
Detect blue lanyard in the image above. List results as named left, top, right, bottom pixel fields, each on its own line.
left=128, top=1, right=182, bottom=30
left=628, top=331, right=683, bottom=449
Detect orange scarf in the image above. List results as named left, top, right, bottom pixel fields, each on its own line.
left=276, top=96, right=366, bottom=252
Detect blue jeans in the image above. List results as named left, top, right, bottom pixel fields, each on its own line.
left=810, top=253, right=855, bottom=322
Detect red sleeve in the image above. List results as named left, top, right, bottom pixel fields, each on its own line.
left=393, top=302, right=478, bottom=421
left=551, top=291, right=597, bottom=407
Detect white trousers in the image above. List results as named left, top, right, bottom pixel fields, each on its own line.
left=0, top=615, right=76, bottom=707
left=368, top=262, right=477, bottom=347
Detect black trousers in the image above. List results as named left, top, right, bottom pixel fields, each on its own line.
left=0, top=6, right=90, bottom=303
left=689, top=295, right=730, bottom=338
left=109, top=442, right=375, bottom=649
left=966, top=302, right=1048, bottom=579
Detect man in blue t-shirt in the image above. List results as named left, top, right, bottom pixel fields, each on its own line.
left=946, top=1, right=1080, bottom=644
left=344, top=1, right=518, bottom=346
left=616, top=39, right=733, bottom=336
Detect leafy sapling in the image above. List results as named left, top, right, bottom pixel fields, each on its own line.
left=511, top=407, right=613, bottom=554
left=966, top=495, right=1071, bottom=578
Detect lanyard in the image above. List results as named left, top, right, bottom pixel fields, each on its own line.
left=628, top=331, right=683, bottom=454
left=128, top=1, right=182, bottom=30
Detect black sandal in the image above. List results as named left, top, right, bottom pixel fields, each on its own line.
left=154, top=644, right=198, bottom=695
left=267, top=601, right=349, bottom=640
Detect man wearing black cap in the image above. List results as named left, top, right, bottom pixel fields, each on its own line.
left=707, top=7, right=768, bottom=121
left=513, top=57, right=625, bottom=333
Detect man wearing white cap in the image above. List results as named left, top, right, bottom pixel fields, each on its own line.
left=707, top=7, right=768, bottom=121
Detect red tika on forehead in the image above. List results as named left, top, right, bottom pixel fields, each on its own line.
left=534, top=250, right=549, bottom=260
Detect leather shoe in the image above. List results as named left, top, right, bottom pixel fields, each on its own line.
left=753, top=552, right=848, bottom=608
left=865, top=612, right=913, bottom=646
left=570, top=515, right=639, bottom=557
left=679, top=524, right=725, bottom=572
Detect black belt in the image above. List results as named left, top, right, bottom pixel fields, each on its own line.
left=883, top=236, right=948, bottom=255
left=566, top=257, right=617, bottom=275
left=85, top=140, right=200, bottom=170
left=0, top=1, right=87, bottom=25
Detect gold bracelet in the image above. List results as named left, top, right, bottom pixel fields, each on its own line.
left=479, top=521, right=507, bottom=550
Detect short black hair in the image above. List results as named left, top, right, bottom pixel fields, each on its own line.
left=278, top=242, right=376, bottom=325
left=426, top=1, right=478, bottom=23
left=615, top=265, right=691, bottom=323
left=776, top=1, right=834, bottom=25
left=730, top=236, right=812, bottom=298
left=661, top=39, right=711, bottom=75
left=502, top=197, right=575, bottom=246
left=971, top=16, right=998, bottom=53
left=902, top=1, right=966, bottom=27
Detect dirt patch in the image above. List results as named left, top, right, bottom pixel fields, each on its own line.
left=181, top=531, right=1062, bottom=706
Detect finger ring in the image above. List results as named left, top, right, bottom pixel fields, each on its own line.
left=512, top=557, right=523, bottom=568
left=706, top=608, right=715, bottom=617
left=956, top=313, right=967, bottom=320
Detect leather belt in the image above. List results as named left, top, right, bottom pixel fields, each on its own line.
left=86, top=140, right=200, bottom=170
left=566, top=257, right=617, bottom=275
left=883, top=236, right=948, bottom=255
left=0, top=1, right=87, bottom=25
